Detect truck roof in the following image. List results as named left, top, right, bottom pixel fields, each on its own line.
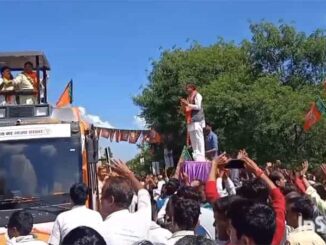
left=0, top=51, right=50, bottom=71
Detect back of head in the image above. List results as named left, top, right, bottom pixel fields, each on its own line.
left=287, top=196, right=314, bottom=220
left=213, top=195, right=240, bottom=214
left=133, top=241, right=154, bottom=245
left=237, top=178, right=269, bottom=203
left=102, top=176, right=133, bottom=209
left=176, top=186, right=201, bottom=203
left=165, top=178, right=180, bottom=196
left=70, top=183, right=89, bottom=205
left=7, top=211, right=33, bottom=238
left=173, top=196, right=200, bottom=231
left=227, top=198, right=276, bottom=245
left=61, top=226, right=106, bottom=245
left=175, top=235, right=215, bottom=245
left=269, top=171, right=282, bottom=185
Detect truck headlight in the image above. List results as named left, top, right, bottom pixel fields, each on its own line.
left=0, top=108, right=6, bottom=118
left=35, top=106, right=49, bottom=117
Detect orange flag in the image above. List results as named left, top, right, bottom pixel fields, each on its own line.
left=56, top=80, right=73, bottom=107
left=304, top=102, right=322, bottom=132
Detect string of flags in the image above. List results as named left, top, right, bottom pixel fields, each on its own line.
left=96, top=127, right=162, bottom=144
left=304, top=97, right=326, bottom=132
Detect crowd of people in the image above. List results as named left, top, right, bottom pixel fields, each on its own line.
left=5, top=153, right=326, bottom=245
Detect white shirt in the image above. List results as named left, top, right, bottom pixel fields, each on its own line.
left=148, top=221, right=172, bottom=244
left=13, top=74, right=34, bottom=90
left=6, top=235, right=47, bottom=245
left=48, top=205, right=103, bottom=245
left=216, top=177, right=236, bottom=197
left=187, top=93, right=205, bottom=132
left=167, top=230, right=194, bottom=245
left=101, top=189, right=151, bottom=245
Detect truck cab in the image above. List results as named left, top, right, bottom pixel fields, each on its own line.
left=0, top=52, right=96, bottom=242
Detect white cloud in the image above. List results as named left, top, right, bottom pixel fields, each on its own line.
left=133, top=115, right=147, bottom=129
left=79, top=107, right=114, bottom=128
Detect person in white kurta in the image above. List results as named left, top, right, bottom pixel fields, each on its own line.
left=13, top=62, right=38, bottom=105
left=181, top=84, right=206, bottom=161
left=48, top=184, right=103, bottom=245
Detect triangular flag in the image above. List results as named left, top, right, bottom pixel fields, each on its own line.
left=120, top=130, right=129, bottom=142
left=100, top=128, right=110, bottom=139
left=115, top=130, right=121, bottom=142
left=181, top=145, right=193, bottom=161
left=304, top=102, right=322, bottom=132
left=129, top=131, right=141, bottom=144
left=56, top=80, right=73, bottom=107
left=109, top=130, right=115, bottom=142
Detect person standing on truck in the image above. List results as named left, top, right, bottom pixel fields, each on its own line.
left=13, top=62, right=39, bottom=104
left=0, top=66, right=15, bottom=105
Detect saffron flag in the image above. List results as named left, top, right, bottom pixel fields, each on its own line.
left=56, top=80, right=73, bottom=107
left=115, top=130, right=121, bottom=142
left=129, top=131, right=141, bottom=144
left=109, top=129, right=115, bottom=142
left=120, top=130, right=129, bottom=142
left=304, top=102, right=322, bottom=132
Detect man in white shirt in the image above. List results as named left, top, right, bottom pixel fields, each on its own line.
left=6, top=211, right=47, bottom=245
left=101, top=160, right=151, bottom=245
left=48, top=183, right=103, bottom=245
left=181, top=84, right=205, bottom=161
left=13, top=62, right=38, bottom=105
left=167, top=196, right=201, bottom=245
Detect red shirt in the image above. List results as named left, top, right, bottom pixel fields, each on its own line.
left=205, top=180, right=286, bottom=245
left=270, top=188, right=286, bottom=245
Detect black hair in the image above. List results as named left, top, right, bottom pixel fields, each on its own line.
left=134, top=241, right=154, bottom=245
left=102, top=176, right=133, bottom=209
left=213, top=195, right=240, bottom=214
left=227, top=198, right=276, bottom=245
left=237, top=178, right=269, bottom=203
left=269, top=171, right=283, bottom=185
left=173, top=196, right=200, bottom=230
left=282, top=183, right=298, bottom=195
left=205, top=121, right=214, bottom=128
left=1, top=66, right=10, bottom=74
left=70, top=183, right=89, bottom=205
left=7, top=210, right=33, bottom=236
left=287, top=196, right=314, bottom=220
left=61, top=226, right=106, bottom=245
left=24, top=61, right=33, bottom=67
left=176, top=186, right=201, bottom=203
left=175, top=235, right=215, bottom=245
left=314, top=184, right=326, bottom=200
left=165, top=178, right=180, bottom=196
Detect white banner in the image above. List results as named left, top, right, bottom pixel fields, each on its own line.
left=0, top=124, right=71, bottom=142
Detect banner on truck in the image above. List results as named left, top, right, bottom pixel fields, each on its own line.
left=0, top=124, right=71, bottom=141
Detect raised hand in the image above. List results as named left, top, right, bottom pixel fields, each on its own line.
left=301, top=160, right=309, bottom=176
left=111, top=159, right=133, bottom=177
left=212, top=152, right=228, bottom=167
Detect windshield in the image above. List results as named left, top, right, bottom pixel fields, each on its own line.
left=0, top=135, right=82, bottom=204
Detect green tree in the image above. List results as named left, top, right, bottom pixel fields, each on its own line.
left=134, top=21, right=326, bottom=166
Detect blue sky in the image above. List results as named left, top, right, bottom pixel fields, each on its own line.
left=1, top=1, right=325, bottom=160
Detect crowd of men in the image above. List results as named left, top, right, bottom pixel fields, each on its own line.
left=0, top=62, right=40, bottom=105
left=5, top=152, right=326, bottom=245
